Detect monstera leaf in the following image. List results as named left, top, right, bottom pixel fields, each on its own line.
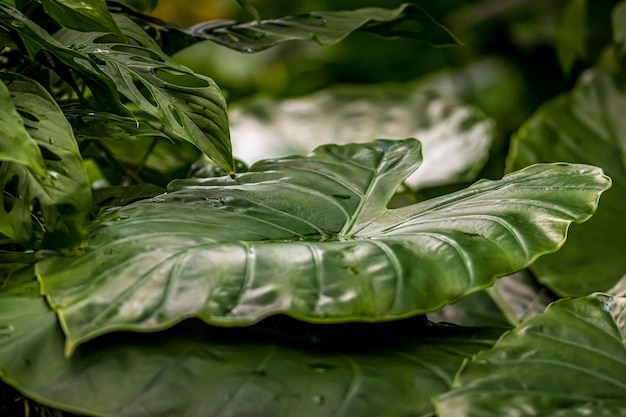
left=507, top=68, right=626, bottom=295
left=54, top=15, right=234, bottom=175
left=37, top=139, right=609, bottom=355
left=0, top=73, right=90, bottom=249
left=147, top=3, right=460, bottom=54
left=0, top=296, right=502, bottom=417
left=229, top=86, right=494, bottom=189
left=38, top=0, right=124, bottom=37
left=435, top=294, right=626, bottom=416
left=0, top=4, right=234, bottom=174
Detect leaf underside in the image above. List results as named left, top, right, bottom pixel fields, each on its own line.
left=0, top=296, right=502, bottom=417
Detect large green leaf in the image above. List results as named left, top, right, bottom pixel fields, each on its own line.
left=435, top=294, right=626, bottom=416
left=36, top=139, right=610, bottom=354
left=0, top=296, right=502, bottom=417
left=55, top=15, right=234, bottom=175
left=38, top=0, right=124, bottom=37
left=506, top=68, right=626, bottom=295
left=0, top=73, right=90, bottom=249
left=141, top=3, right=460, bottom=54
left=229, top=86, right=494, bottom=189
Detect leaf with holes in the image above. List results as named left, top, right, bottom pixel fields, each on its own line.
left=54, top=15, right=234, bottom=174
left=0, top=73, right=90, bottom=249
left=435, top=294, right=626, bottom=417
left=38, top=0, right=124, bottom=37
left=0, top=2, right=127, bottom=114
left=37, top=139, right=609, bottom=355
left=151, top=3, right=460, bottom=54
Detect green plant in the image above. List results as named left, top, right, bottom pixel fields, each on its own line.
left=1, top=0, right=625, bottom=416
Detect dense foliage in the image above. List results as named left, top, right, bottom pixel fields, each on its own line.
left=0, top=0, right=625, bottom=416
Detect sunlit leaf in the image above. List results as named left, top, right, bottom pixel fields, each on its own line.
left=151, top=3, right=460, bottom=54
left=36, top=139, right=610, bottom=354
left=435, top=294, right=626, bottom=416
left=229, top=86, right=494, bottom=189
left=38, top=0, right=124, bottom=37
left=0, top=73, right=90, bottom=249
left=507, top=68, right=626, bottom=295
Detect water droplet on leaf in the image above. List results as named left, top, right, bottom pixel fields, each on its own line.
left=312, top=395, right=325, bottom=406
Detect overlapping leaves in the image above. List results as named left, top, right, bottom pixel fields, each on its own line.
left=507, top=68, right=626, bottom=295
left=132, top=3, right=460, bottom=54
left=435, top=294, right=626, bottom=416
left=37, top=139, right=610, bottom=355
left=0, top=296, right=501, bottom=417
left=0, top=3, right=234, bottom=174
left=0, top=73, right=90, bottom=249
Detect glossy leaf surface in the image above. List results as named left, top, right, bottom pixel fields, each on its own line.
left=0, top=79, right=45, bottom=173
left=0, top=296, right=501, bottom=417
left=435, top=294, right=626, bottom=417
left=0, top=73, right=90, bottom=249
left=37, top=139, right=610, bottom=354
left=156, top=3, right=460, bottom=54
left=507, top=68, right=626, bottom=295
left=0, top=2, right=128, bottom=114
left=229, top=86, right=494, bottom=189
left=38, top=0, right=124, bottom=37
left=55, top=16, right=234, bottom=174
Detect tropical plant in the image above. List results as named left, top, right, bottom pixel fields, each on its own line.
left=0, top=0, right=625, bottom=416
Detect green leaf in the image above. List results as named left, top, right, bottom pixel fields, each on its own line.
left=38, top=0, right=124, bottom=38
left=36, top=139, right=610, bottom=354
left=0, top=296, right=502, bottom=417
left=506, top=68, right=626, bottom=295
left=229, top=86, right=494, bottom=189
left=0, top=2, right=128, bottom=114
left=154, top=3, right=461, bottom=54
left=428, top=271, right=554, bottom=327
left=612, top=1, right=626, bottom=62
left=555, top=0, right=587, bottom=75
left=435, top=294, right=626, bottom=416
left=0, top=79, right=46, bottom=173
left=55, top=15, right=235, bottom=175
left=0, top=73, right=90, bottom=249
left=235, top=0, right=260, bottom=21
